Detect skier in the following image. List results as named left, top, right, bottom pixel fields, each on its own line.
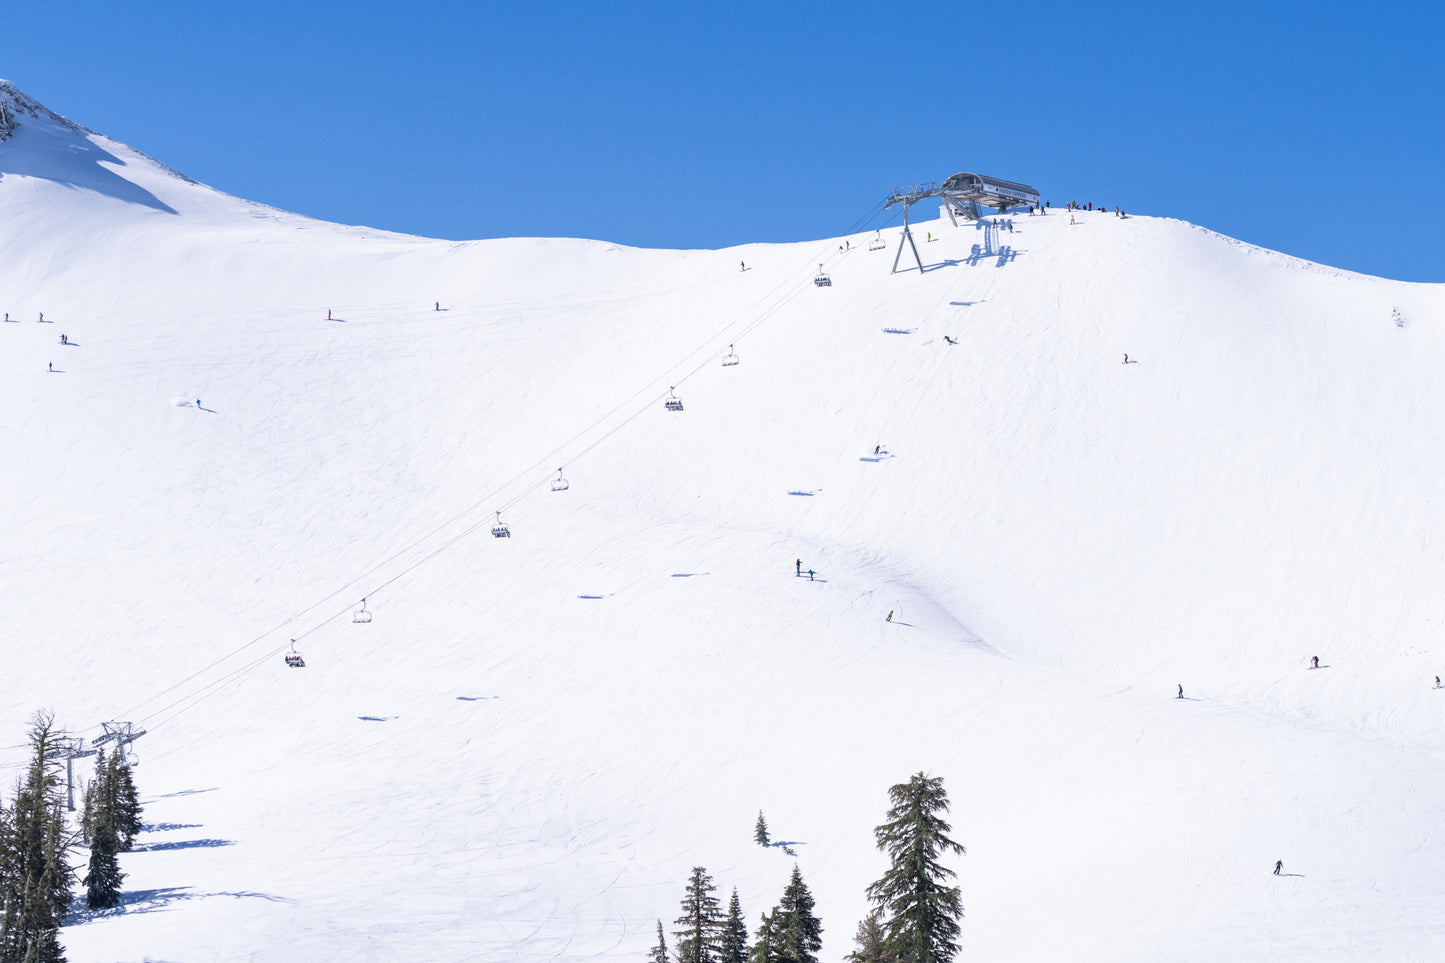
left=807, top=570, right=814, bottom=581
left=1177, top=684, right=1184, bottom=699
left=59, top=334, right=67, bottom=345
left=874, top=445, right=881, bottom=455
left=1435, top=676, right=1441, bottom=689
left=796, top=559, right=802, bottom=577
left=886, top=611, right=893, bottom=622
left=434, top=301, right=440, bottom=311
left=944, top=335, right=957, bottom=345
left=1273, top=860, right=1282, bottom=876
left=1310, top=655, right=1320, bottom=669
left=1124, top=353, right=1129, bottom=363
left=740, top=261, right=745, bottom=271
left=327, top=309, right=332, bottom=321
left=38, top=312, right=43, bottom=323
left=196, top=398, right=201, bottom=408
left=48, top=362, right=52, bottom=372
left=1070, top=214, right=1076, bottom=225
left=3, top=313, right=7, bottom=322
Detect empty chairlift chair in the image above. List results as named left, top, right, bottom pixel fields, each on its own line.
left=868, top=231, right=886, bottom=252
left=352, top=598, right=372, bottom=624
left=721, top=345, right=740, bottom=367
left=813, top=264, right=832, bottom=287
left=285, top=640, right=306, bottom=668
left=492, top=511, right=511, bottom=538
left=664, top=387, right=684, bottom=412
left=551, top=468, right=570, bottom=492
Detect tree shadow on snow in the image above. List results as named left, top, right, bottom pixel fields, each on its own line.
left=131, top=838, right=235, bottom=852
left=65, top=886, right=290, bottom=925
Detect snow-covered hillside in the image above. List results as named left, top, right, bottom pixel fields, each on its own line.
left=3, top=81, right=1444, bottom=962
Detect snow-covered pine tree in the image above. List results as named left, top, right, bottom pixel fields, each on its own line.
left=647, top=919, right=669, bottom=963
left=108, top=749, right=142, bottom=852
left=673, top=866, right=724, bottom=963
left=773, top=865, right=822, bottom=963
left=844, top=909, right=887, bottom=963
left=0, top=711, right=74, bottom=963
left=754, top=811, right=770, bottom=847
left=865, top=772, right=965, bottom=963
left=720, top=888, right=748, bottom=963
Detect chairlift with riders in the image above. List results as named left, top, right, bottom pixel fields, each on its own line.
left=813, top=264, right=832, bottom=287
left=285, top=640, right=306, bottom=668
left=551, top=468, right=569, bottom=492
left=492, top=511, right=511, bottom=538
left=868, top=230, right=886, bottom=252
left=664, top=387, right=684, bottom=412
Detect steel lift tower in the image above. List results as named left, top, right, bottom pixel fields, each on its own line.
left=883, top=172, right=1040, bottom=273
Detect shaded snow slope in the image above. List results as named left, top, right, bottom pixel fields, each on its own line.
left=3, top=83, right=1445, bottom=961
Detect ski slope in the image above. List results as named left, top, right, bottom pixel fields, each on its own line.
left=3, top=80, right=1445, bottom=961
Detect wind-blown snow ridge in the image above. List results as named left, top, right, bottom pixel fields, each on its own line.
left=2, top=88, right=1445, bottom=962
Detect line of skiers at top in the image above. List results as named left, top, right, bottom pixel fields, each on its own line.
left=1178, top=656, right=1444, bottom=700
left=1067, top=200, right=1128, bottom=218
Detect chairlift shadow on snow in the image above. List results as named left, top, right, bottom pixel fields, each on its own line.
left=787, top=490, right=820, bottom=497
left=577, top=594, right=612, bottom=600
left=670, top=572, right=708, bottom=578
left=66, top=885, right=291, bottom=924
left=153, top=787, right=220, bottom=799
left=883, top=328, right=916, bottom=335
left=140, top=822, right=203, bottom=833
left=456, top=695, right=500, bottom=701
left=357, top=715, right=397, bottom=722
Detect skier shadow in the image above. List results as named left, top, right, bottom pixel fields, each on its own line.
left=153, top=787, right=219, bottom=799
left=1278, top=872, right=1305, bottom=877
left=949, top=300, right=981, bottom=307
left=886, top=620, right=918, bottom=628
left=132, top=837, right=235, bottom=852
left=860, top=453, right=893, bottom=463
left=358, top=715, right=397, bottom=722
left=60, top=340, right=81, bottom=347
left=1309, top=664, right=1332, bottom=670
left=883, top=328, right=916, bottom=335
left=195, top=404, right=215, bottom=413
left=787, top=490, right=819, bottom=497
left=671, top=572, right=708, bottom=578
left=577, top=594, right=611, bottom=600
left=66, top=886, right=291, bottom=924
left=456, top=695, right=500, bottom=701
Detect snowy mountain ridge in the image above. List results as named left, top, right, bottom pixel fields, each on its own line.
left=2, top=83, right=1445, bottom=962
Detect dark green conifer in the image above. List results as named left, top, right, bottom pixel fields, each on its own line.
left=0, top=712, right=74, bottom=963
left=865, top=772, right=965, bottom=963
left=746, top=910, right=779, bottom=963
left=844, top=909, right=888, bottom=963
left=754, top=811, right=770, bottom=847
left=108, top=750, right=142, bottom=852
left=720, top=888, right=748, bottom=963
left=774, top=865, right=822, bottom=963
left=647, top=919, right=669, bottom=963
left=673, top=866, right=724, bottom=963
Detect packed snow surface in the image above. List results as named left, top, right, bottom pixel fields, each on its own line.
left=2, top=82, right=1444, bottom=961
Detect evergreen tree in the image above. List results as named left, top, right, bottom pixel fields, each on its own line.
left=0, top=712, right=73, bottom=963
left=107, top=750, right=142, bottom=852
left=673, top=866, right=724, bottom=963
left=81, top=804, right=123, bottom=910
left=865, top=773, right=965, bottom=963
left=647, top=919, right=669, bottom=963
left=773, top=865, right=822, bottom=963
left=845, top=909, right=888, bottom=963
left=746, top=911, right=779, bottom=963
left=754, top=811, right=770, bottom=847
left=720, top=888, right=748, bottom=963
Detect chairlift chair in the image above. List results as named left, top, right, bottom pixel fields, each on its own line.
left=492, top=510, right=511, bottom=538
left=551, top=468, right=569, bottom=492
left=285, top=640, right=306, bottom=668
left=721, top=345, right=739, bottom=367
left=813, top=264, right=832, bottom=287
left=664, top=387, right=684, bottom=412
left=352, top=598, right=372, bottom=623
left=868, top=231, right=886, bottom=252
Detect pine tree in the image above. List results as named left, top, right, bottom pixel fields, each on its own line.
left=720, top=888, right=748, bottom=963
left=647, top=919, right=669, bottom=963
left=773, top=865, right=822, bottom=963
left=746, top=911, right=779, bottom=963
left=845, top=909, right=888, bottom=963
left=754, top=811, right=770, bottom=847
left=865, top=773, right=965, bottom=963
left=82, top=804, right=123, bottom=910
left=673, top=866, right=724, bottom=963
left=0, top=711, right=74, bottom=963
left=108, top=750, right=142, bottom=852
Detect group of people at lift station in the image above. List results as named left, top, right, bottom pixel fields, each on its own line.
left=1066, top=200, right=1129, bottom=226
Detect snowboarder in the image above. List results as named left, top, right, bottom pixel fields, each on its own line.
left=886, top=611, right=893, bottom=622
left=807, top=570, right=814, bottom=581
left=944, top=335, right=957, bottom=345
left=796, top=559, right=802, bottom=577
left=1177, top=684, right=1184, bottom=699
left=1310, top=655, right=1320, bottom=669
left=1273, top=860, right=1282, bottom=876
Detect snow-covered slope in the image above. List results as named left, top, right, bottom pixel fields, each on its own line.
left=3, top=81, right=1444, bottom=961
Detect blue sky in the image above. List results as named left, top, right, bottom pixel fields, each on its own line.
left=6, top=0, right=1442, bottom=280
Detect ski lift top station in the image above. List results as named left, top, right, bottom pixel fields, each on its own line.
left=883, top=171, right=1040, bottom=273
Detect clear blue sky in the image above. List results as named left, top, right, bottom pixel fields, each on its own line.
left=6, top=0, right=1442, bottom=280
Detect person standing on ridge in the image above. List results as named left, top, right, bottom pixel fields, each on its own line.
left=1311, top=656, right=1320, bottom=669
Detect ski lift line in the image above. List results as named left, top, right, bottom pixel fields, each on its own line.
left=115, top=196, right=893, bottom=730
